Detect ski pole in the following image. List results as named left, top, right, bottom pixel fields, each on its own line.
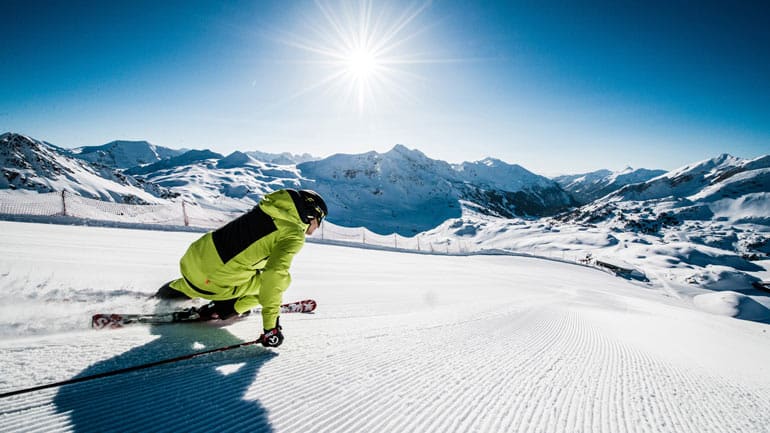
left=0, top=338, right=262, bottom=399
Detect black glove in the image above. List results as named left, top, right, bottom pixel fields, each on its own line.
left=196, top=300, right=238, bottom=321
left=261, top=317, right=284, bottom=347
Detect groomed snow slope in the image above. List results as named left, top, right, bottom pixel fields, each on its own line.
left=1, top=221, right=769, bottom=433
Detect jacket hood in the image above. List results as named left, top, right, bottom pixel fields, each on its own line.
left=258, top=189, right=307, bottom=227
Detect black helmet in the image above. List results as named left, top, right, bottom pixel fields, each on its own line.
left=292, top=189, right=328, bottom=224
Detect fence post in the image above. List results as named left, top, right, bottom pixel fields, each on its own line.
left=394, top=233, right=398, bottom=249
left=181, top=201, right=189, bottom=226
left=61, top=191, right=67, bottom=217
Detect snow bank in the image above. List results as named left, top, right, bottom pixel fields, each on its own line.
left=686, top=265, right=760, bottom=292
left=693, top=291, right=770, bottom=322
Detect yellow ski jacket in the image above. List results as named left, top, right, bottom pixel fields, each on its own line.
left=170, top=190, right=308, bottom=329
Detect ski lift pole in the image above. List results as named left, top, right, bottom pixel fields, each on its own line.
left=0, top=338, right=262, bottom=399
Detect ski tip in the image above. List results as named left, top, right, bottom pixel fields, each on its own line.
left=300, top=299, right=317, bottom=312
left=91, top=314, right=125, bottom=330
left=280, top=299, right=317, bottom=314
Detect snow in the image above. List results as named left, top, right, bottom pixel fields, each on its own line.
left=693, top=291, right=770, bottom=322
left=553, top=167, right=666, bottom=204
left=0, top=133, right=169, bottom=204
left=71, top=140, right=183, bottom=169
left=295, top=144, right=574, bottom=235
left=1, top=221, right=770, bottom=432
left=125, top=152, right=304, bottom=213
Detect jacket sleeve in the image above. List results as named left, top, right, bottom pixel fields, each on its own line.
left=236, top=232, right=305, bottom=329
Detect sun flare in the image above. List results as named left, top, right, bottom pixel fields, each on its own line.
left=275, top=0, right=434, bottom=113
left=346, top=49, right=379, bottom=80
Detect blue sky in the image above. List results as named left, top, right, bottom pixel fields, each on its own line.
left=1, top=0, right=768, bottom=175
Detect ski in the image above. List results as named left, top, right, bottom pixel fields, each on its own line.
left=91, top=299, right=317, bottom=330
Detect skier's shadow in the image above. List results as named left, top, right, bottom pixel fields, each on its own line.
left=54, top=305, right=277, bottom=433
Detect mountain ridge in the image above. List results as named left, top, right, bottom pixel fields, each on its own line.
left=69, top=140, right=184, bottom=169
left=2, top=131, right=768, bottom=237
left=558, top=153, right=770, bottom=232
left=0, top=133, right=173, bottom=203
left=553, top=166, right=667, bottom=204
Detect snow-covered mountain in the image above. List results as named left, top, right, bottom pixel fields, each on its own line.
left=453, top=157, right=576, bottom=220
left=611, top=154, right=770, bottom=204
left=562, top=154, right=770, bottom=226
left=0, top=133, right=173, bottom=204
left=69, top=140, right=184, bottom=169
left=127, top=150, right=303, bottom=213
left=3, top=131, right=768, bottom=241
left=297, top=145, right=574, bottom=235
left=296, top=145, right=461, bottom=235
left=245, top=150, right=317, bottom=165
left=457, top=157, right=556, bottom=191
left=92, top=142, right=575, bottom=234
left=553, top=166, right=666, bottom=204
left=552, top=154, right=770, bottom=265
left=124, top=149, right=225, bottom=176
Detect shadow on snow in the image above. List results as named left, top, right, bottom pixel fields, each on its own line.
left=54, top=305, right=276, bottom=433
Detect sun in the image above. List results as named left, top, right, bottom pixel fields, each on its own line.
left=274, top=0, right=434, bottom=113
left=343, top=46, right=383, bottom=109
left=345, top=48, right=379, bottom=81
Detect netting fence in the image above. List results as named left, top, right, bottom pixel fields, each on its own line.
left=309, top=221, right=472, bottom=254
left=0, top=191, right=473, bottom=254
left=0, top=191, right=234, bottom=229
left=0, top=191, right=644, bottom=278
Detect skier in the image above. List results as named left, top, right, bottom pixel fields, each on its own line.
left=155, top=189, right=327, bottom=348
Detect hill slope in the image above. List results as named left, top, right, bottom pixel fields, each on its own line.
left=0, top=133, right=171, bottom=204
left=0, top=221, right=769, bottom=433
